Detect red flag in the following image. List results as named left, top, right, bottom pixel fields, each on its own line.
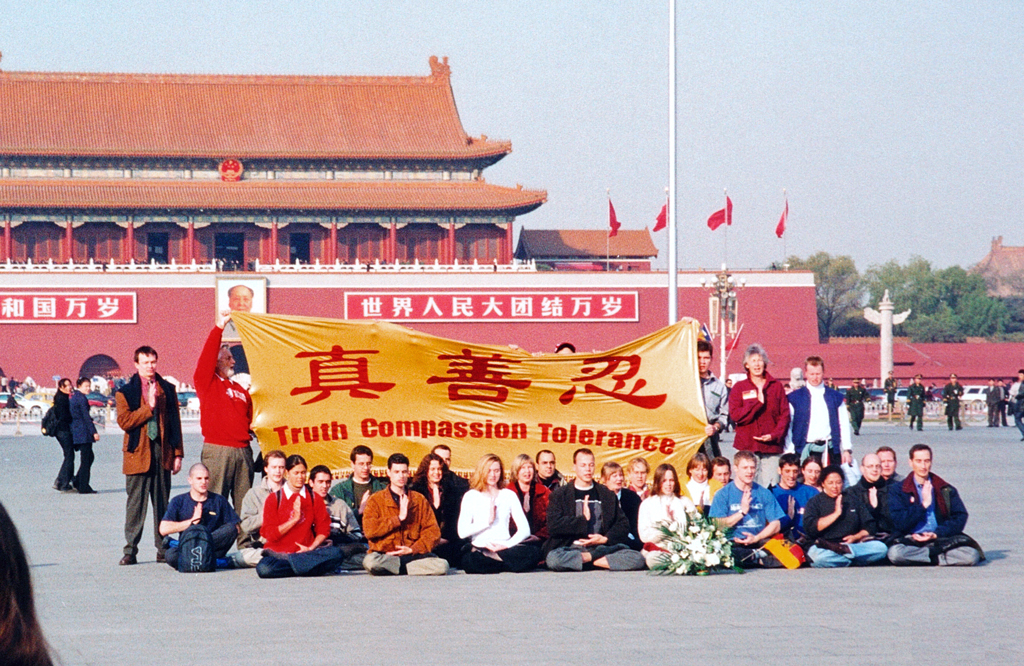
left=775, top=199, right=788, bottom=238
left=608, top=199, right=621, bottom=237
left=653, top=203, right=667, bottom=232
left=707, top=196, right=733, bottom=231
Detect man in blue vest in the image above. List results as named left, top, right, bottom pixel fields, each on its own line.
left=786, top=356, right=852, bottom=468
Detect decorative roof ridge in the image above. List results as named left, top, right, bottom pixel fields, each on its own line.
left=0, top=55, right=453, bottom=87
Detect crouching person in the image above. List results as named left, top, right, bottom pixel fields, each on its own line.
left=362, top=453, right=448, bottom=576
left=543, top=448, right=646, bottom=572
left=256, top=455, right=344, bottom=579
left=801, top=466, right=887, bottom=568
left=159, top=463, right=240, bottom=571
left=887, top=444, right=984, bottom=566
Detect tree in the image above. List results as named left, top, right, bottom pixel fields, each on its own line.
left=787, top=252, right=862, bottom=341
left=863, top=257, right=1010, bottom=341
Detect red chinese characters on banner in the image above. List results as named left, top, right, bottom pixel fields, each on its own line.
left=0, top=292, right=137, bottom=323
left=559, top=354, right=667, bottom=409
left=344, top=291, right=638, bottom=322
left=289, top=346, right=396, bottom=404
left=426, top=349, right=531, bottom=403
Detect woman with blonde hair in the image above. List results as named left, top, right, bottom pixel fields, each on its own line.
left=637, top=463, right=696, bottom=568
left=457, top=453, right=540, bottom=573
left=601, top=461, right=642, bottom=550
left=507, top=453, right=550, bottom=541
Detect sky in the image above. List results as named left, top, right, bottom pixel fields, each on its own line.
left=2, top=1, right=1022, bottom=272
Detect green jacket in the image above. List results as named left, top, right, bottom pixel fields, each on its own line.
left=907, top=384, right=927, bottom=415
left=844, top=386, right=869, bottom=409
left=329, top=475, right=387, bottom=523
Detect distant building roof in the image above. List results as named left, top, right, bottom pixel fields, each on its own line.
left=971, top=236, right=1024, bottom=297
left=0, top=56, right=509, bottom=164
left=0, top=179, right=546, bottom=214
left=516, top=229, right=658, bottom=260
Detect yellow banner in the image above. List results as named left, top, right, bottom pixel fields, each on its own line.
left=232, top=312, right=706, bottom=476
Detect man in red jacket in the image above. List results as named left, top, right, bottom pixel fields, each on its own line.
left=728, top=344, right=791, bottom=488
left=194, top=311, right=254, bottom=512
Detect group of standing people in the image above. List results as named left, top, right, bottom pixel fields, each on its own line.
left=50, top=377, right=99, bottom=494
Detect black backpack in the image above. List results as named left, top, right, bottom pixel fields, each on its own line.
left=40, top=408, right=59, bottom=437
left=176, top=524, right=216, bottom=573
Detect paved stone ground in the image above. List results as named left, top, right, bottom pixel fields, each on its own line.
left=1, top=421, right=1021, bottom=665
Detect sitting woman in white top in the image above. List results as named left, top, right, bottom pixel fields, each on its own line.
left=637, top=463, right=697, bottom=568
left=457, top=453, right=542, bottom=574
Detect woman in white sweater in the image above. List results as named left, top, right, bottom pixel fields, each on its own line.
left=637, top=463, right=696, bottom=568
left=457, top=453, right=541, bottom=573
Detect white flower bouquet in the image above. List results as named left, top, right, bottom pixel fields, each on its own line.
left=648, top=509, right=739, bottom=575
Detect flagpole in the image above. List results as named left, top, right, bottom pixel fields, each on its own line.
left=782, top=188, right=787, bottom=262
left=667, top=0, right=678, bottom=324
left=606, top=187, right=610, bottom=272
left=722, top=187, right=728, bottom=269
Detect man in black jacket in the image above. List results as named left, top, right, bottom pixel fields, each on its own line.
left=543, top=448, right=645, bottom=572
left=845, top=453, right=895, bottom=541
left=887, top=444, right=983, bottom=566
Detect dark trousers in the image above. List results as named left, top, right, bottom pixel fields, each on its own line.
left=988, top=404, right=1001, bottom=427
left=460, top=543, right=542, bottom=574
left=256, top=546, right=346, bottom=578
left=947, top=408, right=962, bottom=430
left=908, top=412, right=923, bottom=430
left=54, top=429, right=75, bottom=489
left=164, top=523, right=237, bottom=569
left=123, top=440, right=171, bottom=557
left=849, top=406, right=864, bottom=434
left=74, top=442, right=95, bottom=490
left=701, top=433, right=722, bottom=460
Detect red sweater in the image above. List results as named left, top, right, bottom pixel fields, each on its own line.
left=194, top=326, right=253, bottom=447
left=260, top=487, right=330, bottom=554
left=728, top=371, right=790, bottom=454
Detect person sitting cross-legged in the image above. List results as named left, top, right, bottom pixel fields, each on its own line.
left=256, top=455, right=344, bottom=579
left=771, top=453, right=819, bottom=540
left=887, top=444, right=984, bottom=567
left=362, top=453, right=449, bottom=576
left=457, top=453, right=541, bottom=574
left=543, top=448, right=646, bottom=572
left=309, top=465, right=367, bottom=570
left=801, top=466, right=888, bottom=568
left=708, top=450, right=786, bottom=568
left=159, top=463, right=240, bottom=570
left=637, top=464, right=696, bottom=568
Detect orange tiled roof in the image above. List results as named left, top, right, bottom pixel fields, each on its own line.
left=971, top=236, right=1024, bottom=297
left=0, top=57, right=510, bottom=162
left=0, top=179, right=547, bottom=214
left=517, top=229, right=658, bottom=259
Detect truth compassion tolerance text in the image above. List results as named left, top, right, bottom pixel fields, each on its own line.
left=271, top=418, right=680, bottom=454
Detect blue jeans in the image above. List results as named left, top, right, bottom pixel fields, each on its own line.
left=807, top=540, right=888, bottom=568
left=1015, top=410, right=1024, bottom=438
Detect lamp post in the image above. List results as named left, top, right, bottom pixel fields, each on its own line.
left=700, top=265, right=745, bottom=381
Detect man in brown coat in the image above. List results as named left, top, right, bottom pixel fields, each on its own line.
left=361, top=453, right=447, bottom=576
left=115, top=345, right=183, bottom=565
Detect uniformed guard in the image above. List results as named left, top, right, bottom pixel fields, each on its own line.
left=942, top=373, right=964, bottom=431
left=884, top=371, right=899, bottom=422
left=907, top=374, right=927, bottom=431
left=844, top=379, right=870, bottom=436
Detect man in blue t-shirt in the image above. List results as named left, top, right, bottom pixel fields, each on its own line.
left=771, top=453, right=819, bottom=539
left=710, top=451, right=786, bottom=568
left=159, top=463, right=240, bottom=569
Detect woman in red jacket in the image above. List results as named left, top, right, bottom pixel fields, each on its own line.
left=728, top=344, right=790, bottom=488
left=257, top=454, right=342, bottom=578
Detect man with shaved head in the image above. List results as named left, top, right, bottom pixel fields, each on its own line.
left=159, top=463, right=240, bottom=570
left=846, top=453, right=895, bottom=540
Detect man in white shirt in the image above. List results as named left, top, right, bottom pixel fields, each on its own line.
left=1011, top=369, right=1024, bottom=441
left=786, top=356, right=852, bottom=468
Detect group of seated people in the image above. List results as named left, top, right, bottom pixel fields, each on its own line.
left=156, top=440, right=983, bottom=577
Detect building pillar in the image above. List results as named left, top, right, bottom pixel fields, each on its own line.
left=270, top=222, right=278, bottom=262
left=186, top=221, right=195, bottom=263
left=124, top=221, right=134, bottom=263
left=387, top=221, right=397, bottom=263
left=64, top=220, right=73, bottom=262
left=504, top=222, right=513, bottom=264
left=447, top=222, right=456, bottom=264
left=329, top=222, right=337, bottom=263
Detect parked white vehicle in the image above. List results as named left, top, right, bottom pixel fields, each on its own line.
left=960, top=385, right=988, bottom=403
